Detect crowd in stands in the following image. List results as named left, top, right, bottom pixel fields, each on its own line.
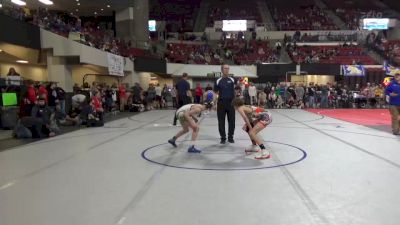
left=1, top=6, right=154, bottom=59
left=165, top=42, right=222, bottom=65
left=285, top=31, right=358, bottom=43
left=165, top=38, right=278, bottom=65
left=207, top=2, right=262, bottom=27
left=324, top=0, right=384, bottom=30
left=287, top=43, right=376, bottom=65
left=271, top=5, right=338, bottom=31
left=150, top=0, right=201, bottom=32
left=368, top=31, right=400, bottom=66
left=383, top=40, right=400, bottom=66
left=228, top=39, right=279, bottom=65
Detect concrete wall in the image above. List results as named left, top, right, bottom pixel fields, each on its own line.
left=40, top=29, right=134, bottom=72
left=167, top=63, right=257, bottom=77
left=204, top=30, right=367, bottom=41
left=41, top=28, right=138, bottom=90
left=0, top=62, right=47, bottom=81
left=71, top=65, right=119, bottom=87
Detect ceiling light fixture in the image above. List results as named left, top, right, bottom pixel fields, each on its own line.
left=77, top=2, right=80, bottom=5
left=39, top=0, right=54, bottom=5
left=11, top=0, right=26, bottom=6
left=0, top=3, right=3, bottom=8
left=16, top=60, right=29, bottom=64
left=75, top=9, right=79, bottom=11
left=107, top=5, right=110, bottom=8
left=94, top=12, right=97, bottom=15
left=101, top=8, right=104, bottom=11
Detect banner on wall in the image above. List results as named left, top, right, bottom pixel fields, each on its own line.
left=342, top=65, right=366, bottom=76
left=383, top=61, right=400, bottom=76
left=107, top=53, right=124, bottom=76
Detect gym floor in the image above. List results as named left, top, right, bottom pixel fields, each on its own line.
left=0, top=109, right=399, bottom=225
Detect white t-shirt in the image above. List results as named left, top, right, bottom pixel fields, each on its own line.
left=155, top=86, right=162, bottom=96
left=72, top=94, right=86, bottom=104
left=248, top=86, right=257, bottom=96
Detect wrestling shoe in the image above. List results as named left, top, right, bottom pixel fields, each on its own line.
left=254, top=150, right=271, bottom=160
left=168, top=139, right=177, bottom=147
left=188, top=145, right=201, bottom=153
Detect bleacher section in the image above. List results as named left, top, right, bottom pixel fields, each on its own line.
left=207, top=1, right=262, bottom=27
left=287, top=45, right=377, bottom=64
left=324, top=0, right=386, bottom=30
left=165, top=43, right=221, bottom=64
left=230, top=40, right=278, bottom=65
left=164, top=39, right=278, bottom=65
left=269, top=0, right=338, bottom=31
left=150, top=0, right=201, bottom=32
left=382, top=40, right=400, bottom=65
left=1, top=6, right=154, bottom=59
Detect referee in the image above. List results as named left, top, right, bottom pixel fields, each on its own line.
left=214, top=64, right=236, bottom=144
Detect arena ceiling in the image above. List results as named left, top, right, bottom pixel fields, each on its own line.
left=2, top=0, right=400, bottom=16
left=1, top=0, right=136, bottom=16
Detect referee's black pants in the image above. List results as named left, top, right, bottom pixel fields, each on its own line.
left=217, top=98, right=235, bottom=141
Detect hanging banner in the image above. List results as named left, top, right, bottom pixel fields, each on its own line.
left=342, top=65, right=366, bottom=76
left=107, top=53, right=124, bottom=76
left=383, top=61, right=400, bottom=76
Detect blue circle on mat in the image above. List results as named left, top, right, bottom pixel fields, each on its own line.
left=141, top=139, right=307, bottom=171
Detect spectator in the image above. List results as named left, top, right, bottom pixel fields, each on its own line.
left=195, top=83, right=203, bottom=103
left=24, top=80, right=37, bottom=112
left=63, top=103, right=82, bottom=126
left=205, top=83, right=213, bottom=91
left=248, top=83, right=257, bottom=105
left=30, top=97, right=56, bottom=138
left=90, top=90, right=104, bottom=121
left=295, top=84, right=305, bottom=103
left=38, top=84, right=48, bottom=103
left=71, top=90, right=87, bottom=106
left=132, top=82, right=143, bottom=103
left=147, top=84, right=156, bottom=110
left=7, top=67, right=20, bottom=76
left=320, top=85, right=329, bottom=108
left=171, top=86, right=177, bottom=108
left=155, top=83, right=163, bottom=109
left=54, top=103, right=66, bottom=125
left=385, top=73, right=400, bottom=135
left=47, top=82, right=59, bottom=109
left=275, top=41, right=282, bottom=52
left=55, top=84, right=66, bottom=114
left=258, top=91, right=267, bottom=107
left=104, top=86, right=115, bottom=112
left=308, top=84, right=316, bottom=108
left=161, top=84, right=170, bottom=108
left=175, top=73, right=190, bottom=107
left=119, top=83, right=127, bottom=112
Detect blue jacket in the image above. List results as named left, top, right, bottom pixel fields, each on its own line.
left=385, top=79, right=400, bottom=106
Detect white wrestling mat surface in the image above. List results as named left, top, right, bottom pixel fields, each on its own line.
left=1, top=109, right=399, bottom=225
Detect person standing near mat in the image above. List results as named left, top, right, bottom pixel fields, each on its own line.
left=385, top=73, right=400, bottom=135
left=176, top=73, right=190, bottom=108
left=214, top=64, right=236, bottom=144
